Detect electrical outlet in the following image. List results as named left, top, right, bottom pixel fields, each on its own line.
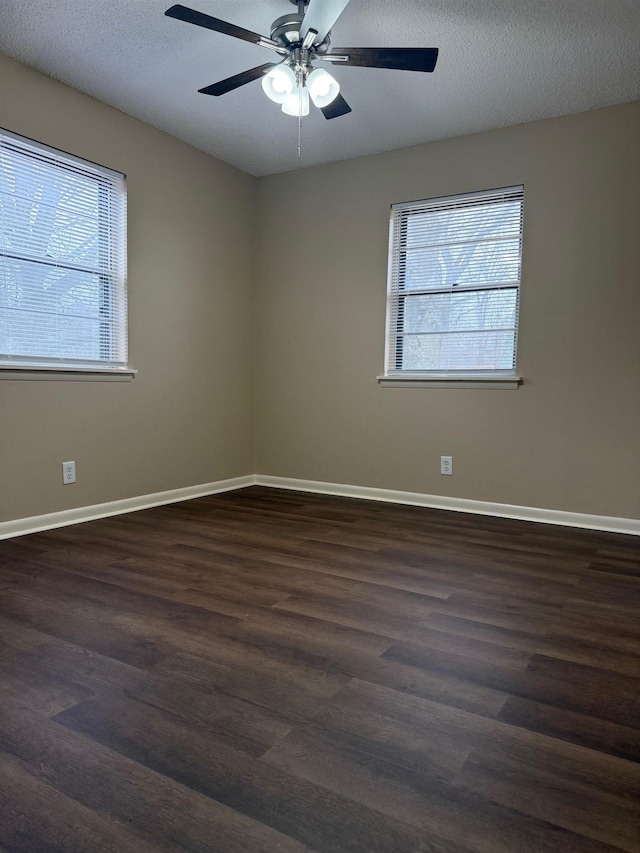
left=62, top=461, right=76, bottom=484
left=441, top=455, right=453, bottom=476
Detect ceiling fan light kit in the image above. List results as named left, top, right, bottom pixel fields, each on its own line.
left=262, top=60, right=340, bottom=115
left=306, top=67, right=340, bottom=108
left=262, top=64, right=296, bottom=104
left=165, top=0, right=439, bottom=121
left=282, top=85, right=310, bottom=116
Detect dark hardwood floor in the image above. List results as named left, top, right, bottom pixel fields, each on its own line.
left=0, top=486, right=639, bottom=852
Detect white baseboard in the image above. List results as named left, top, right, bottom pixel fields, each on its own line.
left=2, top=473, right=638, bottom=540
left=255, top=475, right=640, bottom=536
left=0, top=475, right=255, bottom=540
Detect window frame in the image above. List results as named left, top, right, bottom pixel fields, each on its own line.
left=379, top=185, right=524, bottom=389
left=0, top=128, right=133, bottom=381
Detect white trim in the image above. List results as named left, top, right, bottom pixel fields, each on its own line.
left=0, top=127, right=128, bottom=372
left=378, top=374, right=521, bottom=390
left=385, top=185, right=523, bottom=378
left=254, top=475, right=640, bottom=536
left=0, top=476, right=254, bottom=540
left=1, top=473, right=638, bottom=540
left=0, top=366, right=137, bottom=381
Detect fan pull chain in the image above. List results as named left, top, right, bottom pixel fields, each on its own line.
left=295, top=62, right=304, bottom=159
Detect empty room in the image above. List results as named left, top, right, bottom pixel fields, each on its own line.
left=0, top=1, right=639, bottom=851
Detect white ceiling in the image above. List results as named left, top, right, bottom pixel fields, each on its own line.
left=1, top=0, right=639, bottom=176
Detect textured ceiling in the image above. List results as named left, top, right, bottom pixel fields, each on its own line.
left=1, top=0, right=639, bottom=176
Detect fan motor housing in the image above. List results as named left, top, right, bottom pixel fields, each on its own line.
left=270, top=12, right=304, bottom=46
left=270, top=11, right=331, bottom=52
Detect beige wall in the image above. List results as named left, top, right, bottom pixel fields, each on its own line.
left=2, top=52, right=638, bottom=526
left=0, top=54, right=256, bottom=522
left=255, top=101, right=640, bottom=519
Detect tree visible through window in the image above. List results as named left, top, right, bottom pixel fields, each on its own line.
left=0, top=129, right=127, bottom=370
left=385, top=186, right=523, bottom=375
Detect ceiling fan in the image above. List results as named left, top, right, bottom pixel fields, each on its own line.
left=165, top=0, right=439, bottom=119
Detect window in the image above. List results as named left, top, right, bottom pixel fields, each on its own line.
left=0, top=128, right=127, bottom=373
left=383, top=185, right=523, bottom=384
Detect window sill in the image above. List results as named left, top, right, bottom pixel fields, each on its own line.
left=0, top=365, right=137, bottom=382
left=377, top=373, right=521, bottom=390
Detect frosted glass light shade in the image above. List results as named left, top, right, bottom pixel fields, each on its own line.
left=281, top=86, right=310, bottom=116
left=262, top=64, right=296, bottom=104
left=306, top=68, right=340, bottom=108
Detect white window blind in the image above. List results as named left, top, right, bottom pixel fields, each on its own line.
left=385, top=185, right=523, bottom=376
left=0, top=128, right=127, bottom=370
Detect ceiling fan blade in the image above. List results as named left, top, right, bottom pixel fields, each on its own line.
left=301, top=0, right=351, bottom=42
left=327, top=47, right=439, bottom=72
left=165, top=5, right=281, bottom=51
left=321, top=93, right=352, bottom=119
left=199, top=64, right=277, bottom=96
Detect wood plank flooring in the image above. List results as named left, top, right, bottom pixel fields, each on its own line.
left=0, top=486, right=639, bottom=852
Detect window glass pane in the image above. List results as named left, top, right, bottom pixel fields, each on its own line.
left=0, top=307, right=104, bottom=361
left=402, top=238, right=521, bottom=291
left=0, top=262, right=108, bottom=360
left=402, top=289, right=518, bottom=334
left=0, top=260, right=103, bottom=319
left=405, top=199, right=522, bottom=248
left=1, top=152, right=102, bottom=266
left=401, top=330, right=517, bottom=371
